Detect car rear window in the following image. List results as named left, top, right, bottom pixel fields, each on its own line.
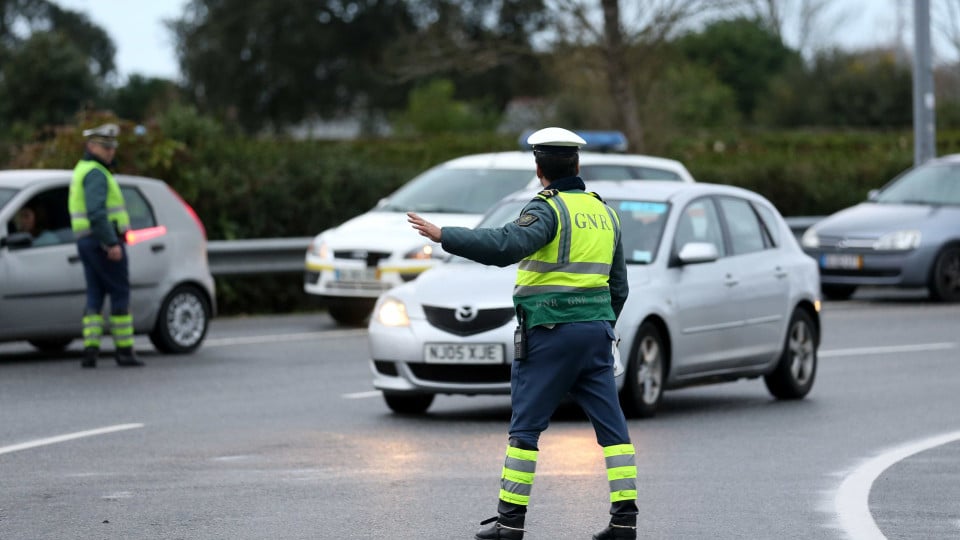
left=120, top=187, right=157, bottom=229
left=581, top=165, right=682, bottom=181
left=379, top=167, right=534, bottom=214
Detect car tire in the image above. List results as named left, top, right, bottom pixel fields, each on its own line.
left=383, top=393, right=434, bottom=414
left=821, top=284, right=856, bottom=301
left=764, top=309, right=818, bottom=400
left=28, top=338, right=73, bottom=352
left=327, top=301, right=374, bottom=327
left=149, top=285, right=211, bottom=354
left=929, top=245, right=960, bottom=302
left=620, top=322, right=666, bottom=419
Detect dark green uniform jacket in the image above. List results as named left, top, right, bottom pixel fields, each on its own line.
left=440, top=176, right=629, bottom=319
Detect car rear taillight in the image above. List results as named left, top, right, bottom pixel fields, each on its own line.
left=168, top=186, right=206, bottom=239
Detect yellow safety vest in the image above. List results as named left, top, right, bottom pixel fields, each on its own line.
left=69, top=159, right=130, bottom=238
left=513, top=190, right=620, bottom=327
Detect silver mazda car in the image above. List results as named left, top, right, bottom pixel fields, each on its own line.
left=801, top=154, right=960, bottom=301
left=368, top=181, right=821, bottom=417
left=0, top=169, right=216, bottom=354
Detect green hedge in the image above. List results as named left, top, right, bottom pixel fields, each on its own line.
left=9, top=117, right=960, bottom=314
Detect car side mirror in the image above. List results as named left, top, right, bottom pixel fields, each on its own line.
left=867, top=189, right=880, bottom=201
left=1, top=232, right=33, bottom=250
left=677, top=242, right=719, bottom=265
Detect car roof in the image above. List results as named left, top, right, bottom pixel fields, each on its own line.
left=500, top=180, right=769, bottom=206
left=438, top=151, right=692, bottom=175
left=0, top=169, right=167, bottom=189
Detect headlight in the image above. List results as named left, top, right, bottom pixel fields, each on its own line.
left=376, top=297, right=410, bottom=327
left=800, top=228, right=819, bottom=248
left=308, top=238, right=328, bottom=258
left=404, top=244, right=440, bottom=260
left=873, top=230, right=921, bottom=250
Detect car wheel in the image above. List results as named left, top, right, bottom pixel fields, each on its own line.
left=929, top=246, right=960, bottom=302
left=327, top=301, right=374, bottom=327
left=764, top=309, right=817, bottom=400
left=28, top=338, right=73, bottom=352
left=821, top=284, right=856, bottom=300
left=149, top=285, right=211, bottom=354
left=621, top=322, right=666, bottom=418
left=383, top=393, right=434, bottom=414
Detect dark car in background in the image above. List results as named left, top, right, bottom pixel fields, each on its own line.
left=801, top=154, right=960, bottom=301
left=0, top=169, right=215, bottom=354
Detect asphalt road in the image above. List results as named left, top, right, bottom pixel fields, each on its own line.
left=1, top=288, right=959, bottom=540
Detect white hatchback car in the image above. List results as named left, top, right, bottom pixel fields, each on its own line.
left=368, top=181, right=822, bottom=416
left=304, top=150, right=694, bottom=326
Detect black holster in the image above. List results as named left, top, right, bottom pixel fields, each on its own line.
left=513, top=307, right=527, bottom=361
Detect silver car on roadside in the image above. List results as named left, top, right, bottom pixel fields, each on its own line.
left=0, top=169, right=216, bottom=354
left=368, top=181, right=822, bottom=416
left=801, top=154, right=960, bottom=301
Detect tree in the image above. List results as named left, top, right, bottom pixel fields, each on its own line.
left=544, top=0, right=738, bottom=152
left=0, top=31, right=99, bottom=128
left=170, top=0, right=417, bottom=133
left=111, top=75, right=182, bottom=122
left=0, top=0, right=115, bottom=132
left=677, top=17, right=801, bottom=121
left=381, top=0, right=550, bottom=113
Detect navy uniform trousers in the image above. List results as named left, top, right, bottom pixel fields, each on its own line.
left=509, top=319, right=629, bottom=449
left=76, top=236, right=130, bottom=313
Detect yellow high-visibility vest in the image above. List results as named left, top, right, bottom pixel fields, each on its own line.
left=513, top=190, right=620, bottom=327
left=69, top=159, right=130, bottom=238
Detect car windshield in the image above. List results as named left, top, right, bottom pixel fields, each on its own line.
left=378, top=167, right=534, bottom=214
left=0, top=188, right=16, bottom=211
left=450, top=197, right=669, bottom=265
left=876, top=163, right=960, bottom=205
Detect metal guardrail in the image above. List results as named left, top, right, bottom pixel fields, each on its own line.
left=206, top=218, right=824, bottom=276
left=207, top=237, right=312, bottom=276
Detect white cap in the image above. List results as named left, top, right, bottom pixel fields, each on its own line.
left=82, top=123, right=120, bottom=138
left=526, top=127, right=586, bottom=148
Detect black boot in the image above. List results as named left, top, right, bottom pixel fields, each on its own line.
left=475, top=516, right=525, bottom=540
left=81, top=347, right=98, bottom=368
left=115, top=347, right=144, bottom=367
left=592, top=523, right=636, bottom=540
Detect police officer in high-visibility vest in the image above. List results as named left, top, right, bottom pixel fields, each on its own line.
left=69, top=123, right=144, bottom=368
left=408, top=127, right=637, bottom=540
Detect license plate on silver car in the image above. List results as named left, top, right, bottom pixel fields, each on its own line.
left=424, top=343, right=504, bottom=364
left=334, top=268, right=377, bottom=281
left=820, top=254, right=862, bottom=270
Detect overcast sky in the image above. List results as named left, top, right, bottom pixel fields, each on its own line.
left=51, top=0, right=934, bottom=83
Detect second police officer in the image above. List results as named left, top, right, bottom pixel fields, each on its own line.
left=407, top=127, right=638, bottom=540
left=69, top=123, right=144, bottom=368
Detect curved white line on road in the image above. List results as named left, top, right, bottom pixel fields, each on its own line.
left=835, top=430, right=960, bottom=540
left=0, top=423, right=144, bottom=456
left=821, top=342, right=957, bottom=359
left=204, top=329, right=366, bottom=347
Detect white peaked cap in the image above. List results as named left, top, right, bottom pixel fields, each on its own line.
left=526, top=127, right=586, bottom=147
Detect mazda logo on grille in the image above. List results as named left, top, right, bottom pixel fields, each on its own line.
left=454, top=306, right=477, bottom=322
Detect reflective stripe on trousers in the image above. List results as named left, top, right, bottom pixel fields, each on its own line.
left=499, top=444, right=538, bottom=506
left=604, top=443, right=637, bottom=502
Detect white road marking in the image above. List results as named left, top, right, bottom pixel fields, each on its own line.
left=203, top=329, right=366, bottom=347
left=343, top=390, right=381, bottom=399
left=0, top=423, right=144, bottom=456
left=834, top=430, right=960, bottom=540
left=821, top=342, right=957, bottom=358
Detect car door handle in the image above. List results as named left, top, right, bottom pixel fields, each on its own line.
left=151, top=243, right=165, bottom=253
left=68, top=254, right=80, bottom=264
left=774, top=266, right=788, bottom=279
left=724, top=274, right=739, bottom=287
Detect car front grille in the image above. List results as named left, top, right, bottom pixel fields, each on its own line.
left=333, top=250, right=391, bottom=267
left=816, top=235, right=878, bottom=250
left=408, top=363, right=511, bottom=384
left=422, top=306, right=516, bottom=336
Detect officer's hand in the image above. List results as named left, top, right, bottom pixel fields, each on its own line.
left=106, top=244, right=122, bottom=261
left=407, top=212, right=442, bottom=242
